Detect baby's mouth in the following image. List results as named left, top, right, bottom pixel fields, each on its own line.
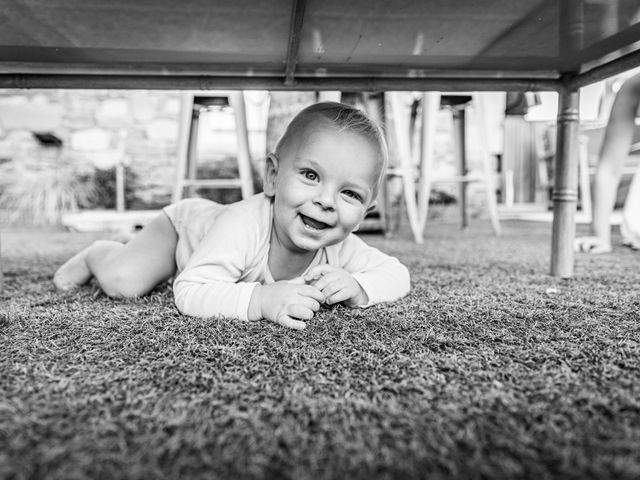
left=300, top=214, right=330, bottom=230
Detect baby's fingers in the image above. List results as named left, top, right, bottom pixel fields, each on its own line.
left=288, top=303, right=317, bottom=321
left=300, top=296, right=321, bottom=313
left=273, top=303, right=318, bottom=330
left=274, top=313, right=307, bottom=330
left=311, top=272, right=344, bottom=292
left=317, top=278, right=352, bottom=305
left=300, top=284, right=326, bottom=304
left=287, top=276, right=306, bottom=285
left=304, top=264, right=336, bottom=282
left=325, top=288, right=351, bottom=305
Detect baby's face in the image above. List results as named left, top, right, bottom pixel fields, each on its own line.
left=269, top=124, right=382, bottom=253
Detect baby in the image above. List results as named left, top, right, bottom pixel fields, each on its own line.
left=54, top=101, right=410, bottom=329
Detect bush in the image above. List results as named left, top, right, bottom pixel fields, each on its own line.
left=81, top=166, right=138, bottom=209
left=0, top=155, right=94, bottom=226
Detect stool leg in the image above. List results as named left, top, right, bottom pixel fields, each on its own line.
left=473, top=92, right=502, bottom=235
left=230, top=91, right=254, bottom=199
left=451, top=107, right=468, bottom=229
left=317, top=91, right=342, bottom=102
left=390, top=92, right=423, bottom=243
left=416, top=92, right=440, bottom=233
left=186, top=108, right=200, bottom=199
left=172, top=93, right=195, bottom=203
left=364, top=93, right=387, bottom=232
left=115, top=163, right=126, bottom=213
left=578, top=134, right=592, bottom=222
left=551, top=89, right=579, bottom=278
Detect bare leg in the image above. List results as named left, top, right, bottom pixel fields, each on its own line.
left=54, top=213, right=178, bottom=298
left=576, top=73, right=640, bottom=253
left=53, top=246, right=94, bottom=291
left=621, top=160, right=640, bottom=249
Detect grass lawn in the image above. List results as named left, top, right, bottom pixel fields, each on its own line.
left=1, top=216, right=640, bottom=479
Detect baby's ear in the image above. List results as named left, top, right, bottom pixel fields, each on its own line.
left=263, top=154, right=278, bottom=197
left=365, top=201, right=378, bottom=216
left=352, top=201, right=378, bottom=232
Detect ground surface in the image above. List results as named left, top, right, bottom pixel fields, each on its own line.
left=1, top=216, right=639, bottom=479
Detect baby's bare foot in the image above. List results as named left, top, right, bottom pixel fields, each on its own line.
left=53, top=248, right=92, bottom=291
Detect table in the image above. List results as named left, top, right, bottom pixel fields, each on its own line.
left=2, top=0, right=640, bottom=277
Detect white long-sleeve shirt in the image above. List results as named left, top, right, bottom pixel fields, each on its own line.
left=172, top=194, right=410, bottom=320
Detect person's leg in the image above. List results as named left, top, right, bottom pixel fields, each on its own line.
left=576, top=73, right=640, bottom=253
left=621, top=159, right=640, bottom=249
left=592, top=75, right=640, bottom=243
left=54, top=212, right=178, bottom=298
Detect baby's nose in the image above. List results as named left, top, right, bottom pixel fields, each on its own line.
left=313, top=188, right=335, bottom=210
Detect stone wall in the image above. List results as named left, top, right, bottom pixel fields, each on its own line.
left=0, top=89, right=498, bottom=223
left=0, top=89, right=275, bottom=212
left=0, top=89, right=183, bottom=209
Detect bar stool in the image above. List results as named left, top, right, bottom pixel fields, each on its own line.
left=172, top=91, right=254, bottom=203
left=388, top=92, right=501, bottom=243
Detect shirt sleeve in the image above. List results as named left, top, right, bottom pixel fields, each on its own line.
left=335, top=234, right=411, bottom=307
left=172, top=207, right=260, bottom=321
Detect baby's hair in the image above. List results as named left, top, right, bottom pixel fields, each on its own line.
left=274, top=101, right=389, bottom=178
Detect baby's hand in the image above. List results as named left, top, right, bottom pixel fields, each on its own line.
left=574, top=236, right=612, bottom=254
left=255, top=279, right=325, bottom=330
left=304, top=265, right=368, bottom=307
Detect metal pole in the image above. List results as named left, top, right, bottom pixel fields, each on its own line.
left=551, top=87, right=580, bottom=277
left=569, top=48, right=640, bottom=90
left=284, top=0, right=306, bottom=86
left=0, top=74, right=562, bottom=93
left=230, top=92, right=255, bottom=199
left=551, top=0, right=583, bottom=277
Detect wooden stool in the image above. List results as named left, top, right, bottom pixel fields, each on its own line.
left=172, top=91, right=254, bottom=203
left=388, top=92, right=501, bottom=243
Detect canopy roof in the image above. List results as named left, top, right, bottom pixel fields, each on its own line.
left=1, top=0, right=640, bottom=91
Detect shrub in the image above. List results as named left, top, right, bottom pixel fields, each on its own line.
left=0, top=154, right=94, bottom=226
left=82, top=166, right=138, bottom=209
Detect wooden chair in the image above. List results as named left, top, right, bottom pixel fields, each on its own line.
left=388, top=92, right=501, bottom=243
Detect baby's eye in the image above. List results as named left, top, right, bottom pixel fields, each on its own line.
left=343, top=190, right=362, bottom=201
left=301, top=169, right=318, bottom=181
